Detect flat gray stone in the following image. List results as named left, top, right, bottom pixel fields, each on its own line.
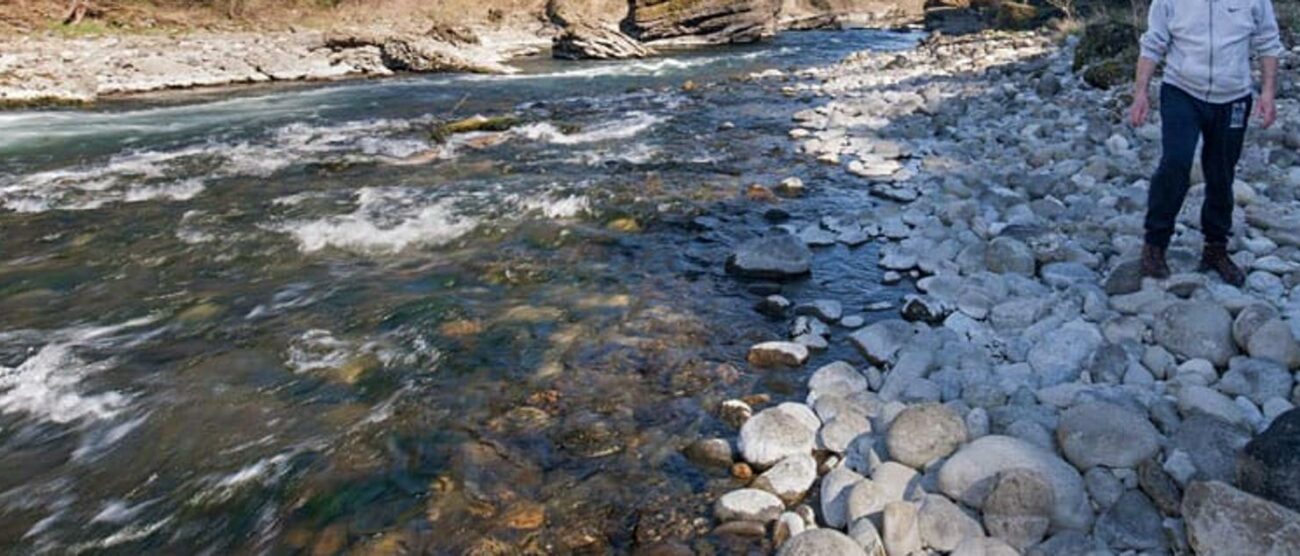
left=1056, top=402, right=1161, bottom=470
left=1154, top=301, right=1237, bottom=367
left=715, top=488, right=784, bottom=523
left=1095, top=490, right=1166, bottom=551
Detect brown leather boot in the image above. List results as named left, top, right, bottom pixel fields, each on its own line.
left=1141, top=243, right=1170, bottom=279
left=1200, top=243, right=1245, bottom=287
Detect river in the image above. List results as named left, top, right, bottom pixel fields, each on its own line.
left=0, top=29, right=918, bottom=554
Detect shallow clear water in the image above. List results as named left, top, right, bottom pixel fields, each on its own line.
left=0, top=30, right=917, bottom=553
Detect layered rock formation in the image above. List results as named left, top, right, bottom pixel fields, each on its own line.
left=552, top=23, right=657, bottom=59
left=629, top=0, right=782, bottom=44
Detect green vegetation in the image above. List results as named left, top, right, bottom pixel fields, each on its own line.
left=1072, top=17, right=1140, bottom=89
left=995, top=1, right=1041, bottom=30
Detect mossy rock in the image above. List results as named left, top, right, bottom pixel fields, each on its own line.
left=995, top=1, right=1041, bottom=30
left=429, top=114, right=520, bottom=143
left=1073, top=20, right=1139, bottom=72
left=1082, top=57, right=1135, bottom=90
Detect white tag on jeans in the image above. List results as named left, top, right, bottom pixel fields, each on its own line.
left=1230, top=101, right=1247, bottom=129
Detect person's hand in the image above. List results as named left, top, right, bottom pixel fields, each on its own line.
left=1255, top=92, right=1277, bottom=129
left=1129, top=91, right=1150, bottom=127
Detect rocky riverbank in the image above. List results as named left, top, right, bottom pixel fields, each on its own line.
left=0, top=25, right=546, bottom=106
left=695, top=28, right=1300, bottom=555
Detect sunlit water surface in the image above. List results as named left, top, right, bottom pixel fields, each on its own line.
left=0, top=30, right=918, bottom=553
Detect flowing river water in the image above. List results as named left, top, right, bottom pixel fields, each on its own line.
left=0, top=30, right=918, bottom=554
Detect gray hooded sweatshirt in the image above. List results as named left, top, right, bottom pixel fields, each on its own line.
left=1140, top=0, right=1286, bottom=104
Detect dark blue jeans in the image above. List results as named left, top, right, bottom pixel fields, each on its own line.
left=1144, top=83, right=1252, bottom=249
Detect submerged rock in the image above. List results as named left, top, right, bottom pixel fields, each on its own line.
left=747, top=341, right=810, bottom=368
left=726, top=234, right=813, bottom=279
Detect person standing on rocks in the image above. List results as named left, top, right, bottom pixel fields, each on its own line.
left=1128, top=0, right=1284, bottom=286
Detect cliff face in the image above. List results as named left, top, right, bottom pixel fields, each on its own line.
left=629, top=0, right=781, bottom=44
left=626, top=0, right=922, bottom=44
left=777, top=0, right=925, bottom=29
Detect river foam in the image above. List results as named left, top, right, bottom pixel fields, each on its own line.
left=513, top=111, right=666, bottom=145
left=273, top=187, right=479, bottom=255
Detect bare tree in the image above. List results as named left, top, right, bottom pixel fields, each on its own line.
left=1046, top=0, right=1077, bottom=21
left=63, top=0, right=89, bottom=25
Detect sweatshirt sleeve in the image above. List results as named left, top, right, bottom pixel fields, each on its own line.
left=1252, top=0, right=1286, bottom=58
left=1139, top=0, right=1172, bottom=62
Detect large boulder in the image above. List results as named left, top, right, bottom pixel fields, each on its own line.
left=777, top=528, right=869, bottom=556
left=326, top=33, right=513, bottom=74
left=1153, top=301, right=1236, bottom=367
left=1056, top=402, right=1161, bottom=470
left=1238, top=408, right=1300, bottom=512
left=553, top=23, right=657, bottom=59
left=938, top=435, right=1092, bottom=531
left=631, top=0, right=779, bottom=44
left=983, top=469, right=1054, bottom=550
left=1183, top=481, right=1300, bottom=555
left=738, top=405, right=817, bottom=468
left=885, top=403, right=967, bottom=469
left=726, top=234, right=813, bottom=279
